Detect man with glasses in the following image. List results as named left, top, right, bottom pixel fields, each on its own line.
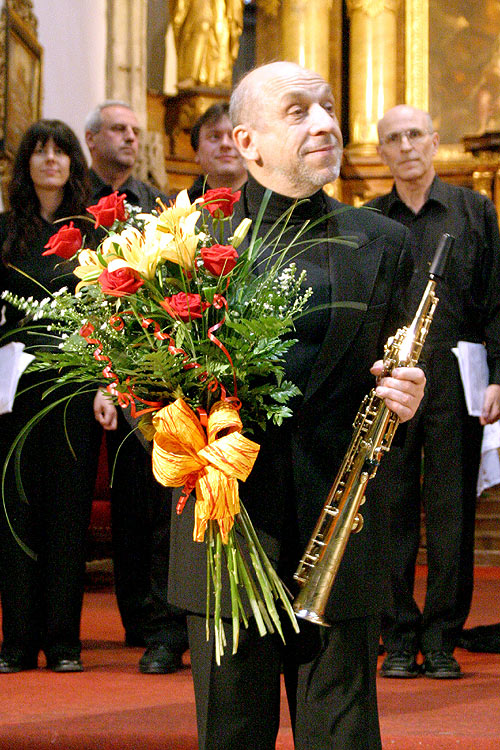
left=368, top=104, right=500, bottom=679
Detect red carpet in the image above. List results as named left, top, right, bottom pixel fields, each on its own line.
left=0, top=566, right=499, bottom=749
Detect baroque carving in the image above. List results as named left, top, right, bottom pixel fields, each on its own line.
left=5, top=0, right=37, bottom=32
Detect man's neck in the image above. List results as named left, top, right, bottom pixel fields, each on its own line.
left=91, top=163, right=133, bottom=192
left=206, top=171, right=247, bottom=192
left=394, top=170, right=436, bottom=214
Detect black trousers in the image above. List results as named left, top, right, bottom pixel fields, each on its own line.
left=106, top=410, right=187, bottom=651
left=187, top=612, right=382, bottom=750
left=379, top=346, right=482, bottom=654
left=0, top=378, right=100, bottom=661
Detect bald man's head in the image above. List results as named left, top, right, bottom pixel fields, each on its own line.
left=230, top=61, right=343, bottom=198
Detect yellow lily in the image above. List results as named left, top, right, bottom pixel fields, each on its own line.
left=156, top=189, right=201, bottom=236
left=100, top=220, right=164, bottom=280
left=157, top=211, right=205, bottom=271
left=74, top=249, right=107, bottom=291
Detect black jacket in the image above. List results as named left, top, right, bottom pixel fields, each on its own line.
left=168, top=182, right=414, bottom=623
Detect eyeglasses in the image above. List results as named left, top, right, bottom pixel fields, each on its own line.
left=381, top=128, right=432, bottom=147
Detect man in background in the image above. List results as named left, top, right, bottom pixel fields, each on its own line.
left=87, top=101, right=188, bottom=674
left=369, top=105, right=500, bottom=679
left=187, top=102, right=247, bottom=201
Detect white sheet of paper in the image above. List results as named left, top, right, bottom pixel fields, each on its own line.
left=477, top=422, right=500, bottom=496
left=0, top=342, right=35, bottom=415
left=451, top=341, right=500, bottom=494
left=452, top=341, right=489, bottom=417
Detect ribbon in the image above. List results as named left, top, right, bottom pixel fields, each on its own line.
left=79, top=321, right=163, bottom=417
left=151, top=398, right=260, bottom=543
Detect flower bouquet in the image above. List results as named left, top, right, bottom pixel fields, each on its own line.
left=2, top=186, right=318, bottom=662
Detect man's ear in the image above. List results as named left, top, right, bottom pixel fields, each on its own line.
left=194, top=151, right=200, bottom=165
left=431, top=130, right=440, bottom=155
left=85, top=130, right=94, bottom=151
left=233, top=124, right=259, bottom=162
left=376, top=144, right=386, bottom=164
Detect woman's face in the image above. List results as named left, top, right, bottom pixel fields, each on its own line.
left=29, top=137, right=71, bottom=192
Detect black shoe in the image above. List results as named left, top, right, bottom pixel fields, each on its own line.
left=139, top=645, right=183, bottom=674
left=0, top=653, right=38, bottom=673
left=47, top=657, right=83, bottom=673
left=422, top=651, right=462, bottom=679
left=380, top=650, right=421, bottom=678
left=458, top=624, right=500, bottom=653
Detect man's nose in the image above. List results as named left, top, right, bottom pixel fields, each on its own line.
left=220, top=133, right=234, bottom=148
left=399, top=133, right=413, bottom=150
left=124, top=126, right=137, bottom=141
left=309, top=103, right=337, bottom=134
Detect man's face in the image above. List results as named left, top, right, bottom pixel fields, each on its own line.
left=377, top=107, right=439, bottom=183
left=234, top=63, right=343, bottom=198
left=195, top=115, right=245, bottom=183
left=87, top=105, right=140, bottom=171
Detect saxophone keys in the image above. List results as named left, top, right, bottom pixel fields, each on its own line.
left=352, top=513, right=364, bottom=533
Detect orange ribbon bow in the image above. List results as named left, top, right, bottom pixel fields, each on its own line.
left=151, top=398, right=260, bottom=543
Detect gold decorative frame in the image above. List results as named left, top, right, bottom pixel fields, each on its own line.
left=0, top=5, right=42, bottom=158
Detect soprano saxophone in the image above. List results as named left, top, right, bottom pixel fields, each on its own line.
left=293, top=233, right=453, bottom=626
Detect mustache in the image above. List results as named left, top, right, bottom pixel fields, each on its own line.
left=301, top=138, right=341, bottom=154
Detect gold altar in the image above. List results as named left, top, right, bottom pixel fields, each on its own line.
left=152, top=0, right=500, bottom=214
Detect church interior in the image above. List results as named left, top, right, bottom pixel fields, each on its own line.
left=0, top=0, right=500, bottom=747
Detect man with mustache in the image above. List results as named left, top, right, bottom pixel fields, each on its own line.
left=167, top=62, right=426, bottom=749
left=369, top=105, right=500, bottom=679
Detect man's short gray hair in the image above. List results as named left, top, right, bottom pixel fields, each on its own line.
left=85, top=100, right=133, bottom=133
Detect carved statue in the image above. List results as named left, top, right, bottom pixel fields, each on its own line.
left=169, top=0, right=243, bottom=89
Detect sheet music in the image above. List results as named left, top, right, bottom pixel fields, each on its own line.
left=452, top=341, right=500, bottom=494
left=452, top=341, right=489, bottom=417
left=0, top=342, right=35, bottom=415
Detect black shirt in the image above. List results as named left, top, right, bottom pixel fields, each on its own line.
left=89, top=169, right=168, bottom=213
left=368, top=176, right=500, bottom=382
left=242, top=175, right=332, bottom=395
left=0, top=213, right=79, bottom=345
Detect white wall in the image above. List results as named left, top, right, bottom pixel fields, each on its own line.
left=33, top=0, right=107, bottom=157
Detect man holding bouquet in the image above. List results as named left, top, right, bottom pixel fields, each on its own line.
left=167, top=62, right=426, bottom=750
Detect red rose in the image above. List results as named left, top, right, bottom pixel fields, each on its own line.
left=42, top=221, right=82, bottom=258
left=87, top=191, right=127, bottom=228
left=201, top=244, right=238, bottom=276
left=98, top=267, right=144, bottom=297
left=161, top=292, right=210, bottom=321
left=201, top=188, right=241, bottom=218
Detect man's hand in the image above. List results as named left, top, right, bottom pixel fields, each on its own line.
left=93, top=389, right=118, bottom=430
left=370, top=361, right=426, bottom=423
left=480, top=384, right=500, bottom=425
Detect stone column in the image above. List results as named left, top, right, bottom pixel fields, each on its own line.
left=280, top=0, right=332, bottom=82
left=346, top=0, right=400, bottom=152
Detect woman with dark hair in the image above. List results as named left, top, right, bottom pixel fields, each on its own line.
left=0, top=120, right=101, bottom=673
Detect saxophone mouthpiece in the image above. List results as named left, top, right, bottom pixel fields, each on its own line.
left=429, top=233, right=454, bottom=280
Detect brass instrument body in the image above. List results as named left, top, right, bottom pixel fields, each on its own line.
left=293, top=278, right=440, bottom=625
